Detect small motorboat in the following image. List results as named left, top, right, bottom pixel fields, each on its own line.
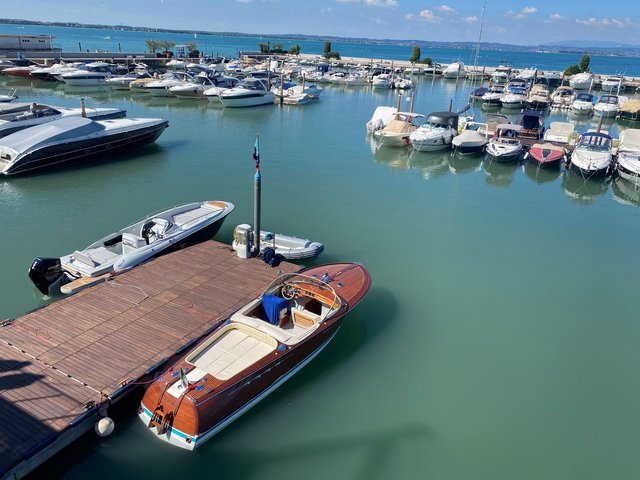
left=481, top=85, right=504, bottom=107
left=543, top=121, right=575, bottom=144
left=525, top=84, right=551, bottom=110
left=619, top=99, right=640, bottom=122
left=600, top=75, right=625, bottom=93
left=570, top=92, right=595, bottom=115
left=373, top=111, right=425, bottom=147
left=550, top=86, right=575, bottom=109
left=442, top=61, right=466, bottom=79
left=500, top=87, right=527, bottom=109
left=518, top=110, right=545, bottom=140
left=569, top=72, right=594, bottom=90
left=469, top=87, right=489, bottom=102
left=138, top=263, right=371, bottom=450
left=486, top=124, right=523, bottom=162
left=593, top=94, right=627, bottom=118
left=451, top=121, right=489, bottom=155
left=28, top=201, right=235, bottom=295
left=525, top=142, right=567, bottom=168
left=615, top=128, right=640, bottom=187
left=0, top=88, right=17, bottom=103
left=569, top=131, right=614, bottom=178
left=0, top=116, right=168, bottom=175
left=232, top=225, right=324, bottom=261
left=0, top=101, right=126, bottom=138
left=409, top=111, right=458, bottom=152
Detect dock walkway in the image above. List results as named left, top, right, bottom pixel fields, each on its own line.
left=0, top=241, right=298, bottom=479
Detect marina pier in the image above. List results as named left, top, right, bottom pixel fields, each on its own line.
left=0, top=241, right=298, bottom=479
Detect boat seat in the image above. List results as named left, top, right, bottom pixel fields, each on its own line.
left=233, top=315, right=292, bottom=344
left=291, top=309, right=321, bottom=328
left=122, top=232, right=146, bottom=254
left=72, top=247, right=119, bottom=269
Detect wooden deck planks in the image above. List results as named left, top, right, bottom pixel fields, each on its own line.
left=0, top=240, right=300, bottom=478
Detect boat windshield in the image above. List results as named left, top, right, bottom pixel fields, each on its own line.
left=262, top=273, right=342, bottom=322
left=576, top=93, right=593, bottom=102
left=578, top=134, right=611, bottom=151
left=599, top=95, right=618, bottom=105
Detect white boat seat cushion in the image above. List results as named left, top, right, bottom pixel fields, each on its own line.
left=150, top=218, right=171, bottom=237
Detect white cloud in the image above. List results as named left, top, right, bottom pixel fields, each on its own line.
left=549, top=13, right=565, bottom=21
left=419, top=9, right=440, bottom=23
left=320, top=7, right=332, bottom=15
left=462, top=16, right=478, bottom=23
left=236, top=0, right=253, bottom=3
left=437, top=5, right=456, bottom=14
left=336, top=0, right=398, bottom=7
left=405, top=13, right=415, bottom=20
left=575, top=16, right=637, bottom=28
left=505, top=6, right=537, bottom=20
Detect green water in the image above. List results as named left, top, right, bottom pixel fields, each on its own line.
left=2, top=76, right=640, bottom=480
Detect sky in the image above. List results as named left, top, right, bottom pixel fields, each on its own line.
left=3, top=0, right=640, bottom=46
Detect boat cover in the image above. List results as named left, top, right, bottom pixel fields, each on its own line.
left=0, top=116, right=104, bottom=153
left=261, top=293, right=289, bottom=325
left=619, top=129, right=640, bottom=151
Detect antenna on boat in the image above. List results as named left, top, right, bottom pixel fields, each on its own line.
left=252, top=134, right=261, bottom=257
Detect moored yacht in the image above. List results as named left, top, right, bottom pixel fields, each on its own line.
left=569, top=131, right=613, bottom=178
left=59, top=62, right=115, bottom=86
left=451, top=121, right=489, bottom=155
left=600, top=75, right=625, bottom=93
left=219, top=78, right=275, bottom=107
left=486, top=124, right=523, bottom=162
left=373, top=111, right=425, bottom=147
left=0, top=116, right=169, bottom=175
left=593, top=94, right=627, bottom=117
left=569, top=72, right=594, bottom=90
left=409, top=111, right=458, bottom=152
left=500, top=86, right=528, bottom=109
left=442, top=61, right=466, bottom=79
left=615, top=128, right=640, bottom=186
left=550, top=86, right=575, bottom=109
left=570, top=92, right=596, bottom=115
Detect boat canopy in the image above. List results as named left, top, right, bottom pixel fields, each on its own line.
left=598, top=95, right=619, bottom=105
left=0, top=117, right=104, bottom=154
left=578, top=132, right=612, bottom=150
left=575, top=93, right=594, bottom=102
left=621, top=99, right=640, bottom=113
left=619, top=129, right=640, bottom=151
left=425, top=111, right=458, bottom=129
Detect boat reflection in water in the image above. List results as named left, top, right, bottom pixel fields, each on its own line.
left=448, top=151, right=483, bottom=175
left=612, top=177, right=640, bottom=207
left=483, top=156, right=519, bottom=187
left=408, top=150, right=450, bottom=180
left=370, top=139, right=411, bottom=170
left=561, top=170, right=609, bottom=204
left=522, top=161, right=563, bottom=185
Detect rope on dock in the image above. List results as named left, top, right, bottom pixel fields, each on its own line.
left=104, top=275, right=149, bottom=306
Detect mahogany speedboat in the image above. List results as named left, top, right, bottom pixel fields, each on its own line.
left=525, top=142, right=567, bottom=168
left=139, top=262, right=371, bottom=450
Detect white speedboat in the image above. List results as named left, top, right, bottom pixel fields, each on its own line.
left=615, top=128, right=640, bottom=186
left=481, top=86, right=505, bottom=107
left=525, top=84, right=551, bottom=110
left=202, top=76, right=241, bottom=102
left=371, top=73, right=392, bottom=89
left=0, top=88, right=18, bottom=103
left=0, top=102, right=126, bottom=138
left=0, top=116, right=168, bottom=175
left=30, top=61, right=83, bottom=81
left=144, top=72, right=195, bottom=97
left=451, top=121, right=489, bottom=155
left=442, top=61, right=466, bottom=79
left=409, top=111, right=458, bottom=152
left=106, top=71, right=152, bottom=90
left=490, top=64, right=512, bottom=84
left=500, top=87, right=527, bottom=109
left=219, top=78, right=275, bottom=107
left=600, top=75, right=625, bottom=93
left=543, top=121, right=575, bottom=144
left=593, top=94, right=627, bottom=118
left=28, top=201, right=235, bottom=295
left=486, top=124, right=523, bottom=162
left=569, top=131, right=613, bottom=178
left=373, top=111, right=425, bottom=147
left=570, top=92, right=595, bottom=115
left=169, top=73, right=216, bottom=98
left=569, top=72, right=594, bottom=90
left=59, top=62, right=114, bottom=86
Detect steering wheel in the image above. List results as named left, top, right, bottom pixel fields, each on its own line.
left=281, top=283, right=297, bottom=299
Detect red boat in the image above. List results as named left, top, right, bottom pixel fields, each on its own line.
left=138, top=262, right=371, bottom=449
left=526, top=142, right=567, bottom=168
left=2, top=66, right=36, bottom=77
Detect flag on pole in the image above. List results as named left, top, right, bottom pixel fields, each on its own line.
left=253, top=134, right=260, bottom=172
left=179, top=367, right=188, bottom=389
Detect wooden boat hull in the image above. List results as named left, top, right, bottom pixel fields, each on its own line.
left=139, top=263, right=371, bottom=450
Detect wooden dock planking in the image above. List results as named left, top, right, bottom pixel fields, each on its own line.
left=1, top=241, right=300, bottom=479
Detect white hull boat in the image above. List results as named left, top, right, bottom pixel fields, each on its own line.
left=409, top=111, right=458, bottom=152
left=569, top=131, right=613, bottom=178
left=0, top=102, right=126, bottom=138
left=373, top=111, right=425, bottom=147
left=442, top=62, right=466, bottom=79
left=366, top=106, right=397, bottom=133
left=570, top=93, right=595, bottom=115
left=569, top=72, right=594, bottom=90
left=220, top=78, right=275, bottom=107
left=593, top=95, right=626, bottom=117
left=615, top=129, right=640, bottom=186
left=600, top=75, right=625, bottom=93
left=28, top=201, right=235, bottom=295
left=451, top=122, right=489, bottom=155
left=485, top=124, right=523, bottom=162
left=232, top=227, right=324, bottom=261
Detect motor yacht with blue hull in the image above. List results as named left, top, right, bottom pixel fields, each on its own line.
left=28, top=200, right=235, bottom=295
left=139, top=263, right=371, bottom=450
left=0, top=102, right=126, bottom=138
left=0, top=116, right=168, bottom=176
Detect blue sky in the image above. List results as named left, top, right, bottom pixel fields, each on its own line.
left=3, top=0, right=640, bottom=45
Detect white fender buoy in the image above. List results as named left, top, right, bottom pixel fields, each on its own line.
left=95, top=416, right=115, bottom=437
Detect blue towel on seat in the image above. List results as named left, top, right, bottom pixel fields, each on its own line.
left=261, top=294, right=289, bottom=325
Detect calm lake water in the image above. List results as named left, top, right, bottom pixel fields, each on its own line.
left=1, top=69, right=640, bottom=479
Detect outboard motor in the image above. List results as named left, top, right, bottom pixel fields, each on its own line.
left=28, top=257, right=63, bottom=295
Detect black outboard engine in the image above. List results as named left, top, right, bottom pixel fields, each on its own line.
left=28, top=257, right=63, bottom=295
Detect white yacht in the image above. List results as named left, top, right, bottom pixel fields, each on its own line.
left=570, top=92, right=596, bottom=115
left=569, top=131, right=613, bottom=178
left=169, top=73, right=217, bottom=98
left=371, top=73, right=392, bottom=89
left=569, top=72, right=594, bottom=90
left=486, top=124, right=523, bottom=162
left=490, top=64, right=512, bottom=84
left=59, top=62, right=115, bottom=86
left=593, top=94, right=627, bottom=117
left=144, top=72, right=195, bottom=97
left=219, top=78, right=275, bottom=107
left=373, top=111, right=425, bottom=147
left=550, top=86, right=575, bottom=109
left=616, top=129, right=640, bottom=187
left=500, top=87, right=528, bottom=109
left=409, top=111, right=458, bottom=152
left=600, top=75, right=625, bottom=93
left=451, top=122, right=489, bottom=155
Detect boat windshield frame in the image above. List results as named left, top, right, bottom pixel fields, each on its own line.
left=262, top=273, right=342, bottom=322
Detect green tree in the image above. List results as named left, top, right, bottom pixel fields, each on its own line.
left=159, top=40, right=175, bottom=57
left=579, top=54, right=591, bottom=72
left=145, top=39, right=159, bottom=53
left=258, top=42, right=270, bottom=53
left=410, top=46, right=421, bottom=63
left=420, top=57, right=433, bottom=65
left=323, top=41, right=331, bottom=55
left=185, top=41, right=198, bottom=56
left=272, top=43, right=284, bottom=53
left=288, top=44, right=301, bottom=55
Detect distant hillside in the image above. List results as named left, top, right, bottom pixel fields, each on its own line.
left=543, top=40, right=640, bottom=49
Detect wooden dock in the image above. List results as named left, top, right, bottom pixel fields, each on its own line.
left=0, top=241, right=299, bottom=479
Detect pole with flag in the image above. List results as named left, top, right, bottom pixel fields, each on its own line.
left=252, top=134, right=261, bottom=257
left=179, top=367, right=189, bottom=389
